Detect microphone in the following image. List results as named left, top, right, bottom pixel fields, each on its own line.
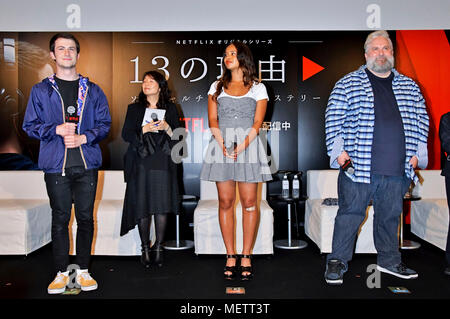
left=342, top=159, right=355, bottom=175
left=151, top=112, right=160, bottom=127
left=226, top=142, right=237, bottom=155
left=226, top=142, right=238, bottom=162
left=65, top=105, right=79, bottom=123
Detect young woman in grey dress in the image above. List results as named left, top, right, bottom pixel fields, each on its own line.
left=200, top=42, right=272, bottom=280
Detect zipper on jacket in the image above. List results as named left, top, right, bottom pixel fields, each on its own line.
left=52, top=85, right=68, bottom=176
left=78, top=86, right=89, bottom=170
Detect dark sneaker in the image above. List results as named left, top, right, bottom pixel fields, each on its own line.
left=325, top=259, right=346, bottom=285
left=377, top=263, right=418, bottom=279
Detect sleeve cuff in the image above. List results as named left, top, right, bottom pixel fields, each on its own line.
left=329, top=136, right=344, bottom=168
left=416, top=142, right=428, bottom=169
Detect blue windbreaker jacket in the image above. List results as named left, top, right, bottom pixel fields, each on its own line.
left=22, top=75, right=111, bottom=173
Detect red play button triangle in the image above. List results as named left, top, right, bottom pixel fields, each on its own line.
left=302, top=56, right=325, bottom=81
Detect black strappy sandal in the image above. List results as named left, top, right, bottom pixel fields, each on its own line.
left=224, top=254, right=238, bottom=280
left=240, top=254, right=253, bottom=281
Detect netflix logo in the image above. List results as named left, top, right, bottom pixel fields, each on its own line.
left=180, top=117, right=207, bottom=132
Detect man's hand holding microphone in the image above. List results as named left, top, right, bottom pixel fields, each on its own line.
left=56, top=122, right=87, bottom=148
left=338, top=151, right=354, bottom=174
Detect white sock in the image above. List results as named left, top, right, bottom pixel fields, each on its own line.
left=76, top=268, right=89, bottom=275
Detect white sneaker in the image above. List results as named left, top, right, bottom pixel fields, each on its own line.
left=47, top=271, right=69, bottom=294
left=76, top=270, right=98, bottom=291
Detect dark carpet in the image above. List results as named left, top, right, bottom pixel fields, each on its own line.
left=1, top=230, right=449, bottom=314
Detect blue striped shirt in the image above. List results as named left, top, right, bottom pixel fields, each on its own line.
left=325, top=65, right=429, bottom=184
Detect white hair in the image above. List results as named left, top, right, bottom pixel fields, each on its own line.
left=364, top=30, right=393, bottom=53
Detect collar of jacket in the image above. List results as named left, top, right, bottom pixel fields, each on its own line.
left=46, top=74, right=89, bottom=117
left=357, top=64, right=400, bottom=78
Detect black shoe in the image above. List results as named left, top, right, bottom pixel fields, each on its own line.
left=152, top=244, right=164, bottom=267
left=140, top=245, right=151, bottom=269
left=240, top=255, right=253, bottom=281
left=224, top=255, right=238, bottom=280
left=324, top=259, right=346, bottom=285
left=444, top=266, right=450, bottom=276
left=377, top=263, right=418, bottom=279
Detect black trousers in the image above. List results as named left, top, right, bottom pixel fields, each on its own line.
left=445, top=175, right=450, bottom=265
left=44, top=168, right=98, bottom=272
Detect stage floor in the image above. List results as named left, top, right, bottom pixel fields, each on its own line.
left=0, top=226, right=450, bottom=318
left=0, top=229, right=449, bottom=312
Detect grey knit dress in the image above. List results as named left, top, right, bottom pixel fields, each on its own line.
left=200, top=81, right=273, bottom=183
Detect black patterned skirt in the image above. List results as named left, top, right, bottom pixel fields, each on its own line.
left=121, top=163, right=180, bottom=236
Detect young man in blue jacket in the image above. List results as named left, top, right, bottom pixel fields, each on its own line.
left=324, top=30, right=429, bottom=285
left=23, top=33, right=111, bottom=294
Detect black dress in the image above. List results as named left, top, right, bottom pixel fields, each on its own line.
left=120, top=102, right=182, bottom=236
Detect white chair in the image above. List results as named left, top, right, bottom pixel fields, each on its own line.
left=69, top=171, right=155, bottom=256
left=410, top=170, right=449, bottom=250
left=304, top=170, right=376, bottom=254
left=193, top=181, right=274, bottom=255
left=0, top=171, right=51, bottom=255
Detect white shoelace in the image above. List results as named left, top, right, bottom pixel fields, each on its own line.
left=53, top=272, right=67, bottom=283
left=78, top=272, right=93, bottom=281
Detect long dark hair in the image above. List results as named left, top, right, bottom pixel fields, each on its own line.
left=138, top=70, right=171, bottom=109
left=214, top=41, right=259, bottom=101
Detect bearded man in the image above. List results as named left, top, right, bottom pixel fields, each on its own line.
left=323, top=30, right=429, bottom=285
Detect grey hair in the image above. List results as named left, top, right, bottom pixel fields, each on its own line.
left=364, top=30, right=393, bottom=53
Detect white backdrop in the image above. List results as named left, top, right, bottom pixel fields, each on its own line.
left=0, top=0, right=449, bottom=31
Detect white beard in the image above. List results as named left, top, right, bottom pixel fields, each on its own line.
left=366, top=55, right=394, bottom=74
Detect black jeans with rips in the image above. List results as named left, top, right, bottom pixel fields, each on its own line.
left=44, top=167, right=98, bottom=273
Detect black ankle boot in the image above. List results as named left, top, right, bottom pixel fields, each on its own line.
left=141, top=245, right=151, bottom=268
left=152, top=244, right=164, bottom=267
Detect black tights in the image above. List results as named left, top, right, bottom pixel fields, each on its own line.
left=138, top=214, right=168, bottom=248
